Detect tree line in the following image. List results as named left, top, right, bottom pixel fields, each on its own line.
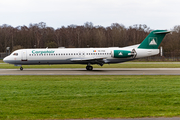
left=0, top=22, right=180, bottom=59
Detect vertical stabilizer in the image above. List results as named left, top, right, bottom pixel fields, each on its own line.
left=138, top=30, right=170, bottom=49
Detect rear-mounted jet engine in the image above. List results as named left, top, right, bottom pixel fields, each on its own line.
left=111, top=49, right=137, bottom=58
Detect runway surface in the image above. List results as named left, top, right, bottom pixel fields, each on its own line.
left=1, top=68, right=180, bottom=75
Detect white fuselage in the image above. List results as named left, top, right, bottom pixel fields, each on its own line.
left=3, top=47, right=159, bottom=66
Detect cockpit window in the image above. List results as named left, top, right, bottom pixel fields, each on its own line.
left=13, top=53, right=18, bottom=56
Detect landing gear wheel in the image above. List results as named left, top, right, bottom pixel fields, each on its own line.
left=86, top=66, right=93, bottom=71
left=20, top=67, right=23, bottom=71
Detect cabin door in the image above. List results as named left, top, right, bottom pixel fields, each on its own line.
left=21, top=50, right=27, bottom=61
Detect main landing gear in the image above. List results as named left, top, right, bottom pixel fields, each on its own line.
left=86, top=65, right=93, bottom=71
left=20, top=66, right=23, bottom=71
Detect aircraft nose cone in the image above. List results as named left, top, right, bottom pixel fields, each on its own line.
left=3, top=56, right=8, bottom=63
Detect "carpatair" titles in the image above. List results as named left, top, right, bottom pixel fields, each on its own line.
left=32, top=50, right=55, bottom=54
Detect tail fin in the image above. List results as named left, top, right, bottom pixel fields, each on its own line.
left=138, top=30, right=170, bottom=49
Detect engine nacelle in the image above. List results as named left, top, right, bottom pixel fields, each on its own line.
left=111, top=50, right=136, bottom=58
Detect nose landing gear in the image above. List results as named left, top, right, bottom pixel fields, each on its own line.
left=20, top=66, right=23, bottom=71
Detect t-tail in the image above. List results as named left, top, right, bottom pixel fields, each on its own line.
left=138, top=30, right=170, bottom=49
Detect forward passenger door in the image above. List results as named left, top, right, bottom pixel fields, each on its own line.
left=21, top=50, right=27, bottom=61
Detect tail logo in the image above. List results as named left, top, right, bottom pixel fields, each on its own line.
left=149, top=37, right=157, bottom=45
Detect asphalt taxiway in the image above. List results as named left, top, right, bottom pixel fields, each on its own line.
left=1, top=68, right=180, bottom=75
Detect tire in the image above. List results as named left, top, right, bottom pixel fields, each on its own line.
left=89, top=66, right=93, bottom=71
left=20, top=67, right=23, bottom=71
left=86, top=66, right=93, bottom=71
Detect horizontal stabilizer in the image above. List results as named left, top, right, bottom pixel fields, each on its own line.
left=154, top=31, right=171, bottom=34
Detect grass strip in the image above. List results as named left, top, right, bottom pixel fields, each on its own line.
left=1, top=75, right=180, bottom=119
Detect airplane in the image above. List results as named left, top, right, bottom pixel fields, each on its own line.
left=3, top=30, right=170, bottom=71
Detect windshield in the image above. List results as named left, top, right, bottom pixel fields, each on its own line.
left=13, top=53, right=18, bottom=56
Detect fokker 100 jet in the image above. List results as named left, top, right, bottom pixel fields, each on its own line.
left=3, top=30, right=170, bottom=71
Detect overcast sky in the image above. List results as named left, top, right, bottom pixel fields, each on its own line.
left=0, top=0, right=180, bottom=30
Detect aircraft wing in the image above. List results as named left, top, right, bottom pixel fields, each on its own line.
left=71, top=57, right=105, bottom=62
left=70, top=57, right=108, bottom=65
